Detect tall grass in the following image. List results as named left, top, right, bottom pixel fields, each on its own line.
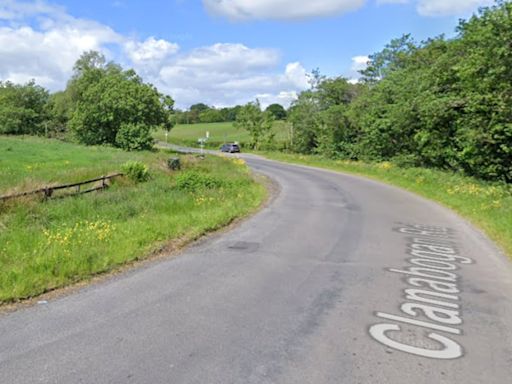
left=0, top=136, right=266, bottom=302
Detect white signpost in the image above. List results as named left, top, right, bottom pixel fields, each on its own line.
left=198, top=137, right=207, bottom=157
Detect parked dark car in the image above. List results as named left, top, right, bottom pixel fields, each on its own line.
left=220, top=143, right=240, bottom=153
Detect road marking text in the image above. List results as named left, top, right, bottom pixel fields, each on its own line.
left=369, top=224, right=473, bottom=359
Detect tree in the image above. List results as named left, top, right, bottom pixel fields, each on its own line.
left=234, top=100, right=275, bottom=149
left=288, top=76, right=361, bottom=156
left=69, top=52, right=174, bottom=150
left=288, top=91, right=320, bottom=153
left=47, top=90, right=74, bottom=135
left=0, top=80, right=50, bottom=135
left=265, top=103, right=287, bottom=120
left=199, top=108, right=224, bottom=123
left=451, top=0, right=512, bottom=181
left=360, top=34, right=417, bottom=83
left=187, top=103, right=210, bottom=123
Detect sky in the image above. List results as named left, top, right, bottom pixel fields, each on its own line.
left=0, top=0, right=496, bottom=109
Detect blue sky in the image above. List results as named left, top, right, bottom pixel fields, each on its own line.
left=0, top=0, right=495, bottom=108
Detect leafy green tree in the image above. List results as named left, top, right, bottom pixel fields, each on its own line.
left=47, top=90, right=74, bottom=135
left=200, top=108, right=224, bottom=123
left=0, top=80, right=50, bottom=135
left=187, top=103, right=210, bottom=123
left=234, top=100, right=275, bottom=149
left=288, top=91, right=319, bottom=153
left=115, top=122, right=155, bottom=151
left=289, top=76, right=361, bottom=155
left=69, top=52, right=173, bottom=150
left=361, top=34, right=417, bottom=83
left=227, top=105, right=242, bottom=121
left=349, top=1, right=512, bottom=181
left=451, top=0, right=512, bottom=181
left=265, top=103, right=287, bottom=120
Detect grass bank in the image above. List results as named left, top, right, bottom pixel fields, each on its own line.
left=154, top=121, right=290, bottom=149
left=259, top=151, right=512, bottom=258
left=0, top=136, right=266, bottom=303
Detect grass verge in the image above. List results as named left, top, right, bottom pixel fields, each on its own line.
left=0, top=136, right=266, bottom=303
left=258, top=151, right=512, bottom=258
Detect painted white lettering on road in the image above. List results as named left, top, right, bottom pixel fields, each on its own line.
left=369, top=224, right=473, bottom=359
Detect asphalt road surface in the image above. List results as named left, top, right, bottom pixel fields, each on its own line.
left=1, top=154, right=512, bottom=383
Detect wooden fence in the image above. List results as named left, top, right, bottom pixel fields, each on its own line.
left=0, top=173, right=124, bottom=202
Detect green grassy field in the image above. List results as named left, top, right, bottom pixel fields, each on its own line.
left=0, top=136, right=266, bottom=302
left=258, top=152, right=512, bottom=258
left=154, top=121, right=290, bottom=149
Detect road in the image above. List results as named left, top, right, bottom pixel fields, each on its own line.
left=1, top=154, right=512, bottom=383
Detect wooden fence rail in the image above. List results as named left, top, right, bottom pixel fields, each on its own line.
left=0, top=173, right=124, bottom=202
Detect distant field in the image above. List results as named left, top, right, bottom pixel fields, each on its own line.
left=154, top=121, right=291, bottom=149
left=0, top=136, right=266, bottom=302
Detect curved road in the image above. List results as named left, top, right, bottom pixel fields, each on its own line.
left=1, top=155, right=512, bottom=383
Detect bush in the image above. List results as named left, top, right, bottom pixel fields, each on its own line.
left=121, top=161, right=150, bottom=182
left=115, top=123, right=155, bottom=151
left=167, top=157, right=181, bottom=170
left=175, top=171, right=225, bottom=192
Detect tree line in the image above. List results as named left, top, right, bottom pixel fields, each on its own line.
left=174, top=102, right=286, bottom=124
left=1, top=1, right=510, bottom=182
left=0, top=51, right=174, bottom=151
left=284, top=1, right=511, bottom=183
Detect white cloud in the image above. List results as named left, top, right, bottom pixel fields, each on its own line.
left=203, top=0, right=365, bottom=20
left=173, top=43, right=279, bottom=71
left=351, top=55, right=369, bottom=72
left=0, top=16, right=121, bottom=89
left=0, top=2, right=307, bottom=108
left=124, top=37, right=179, bottom=65
left=376, top=0, right=494, bottom=16
left=203, top=0, right=491, bottom=21
left=344, top=55, right=369, bottom=83
left=416, top=0, right=494, bottom=17
left=255, top=91, right=299, bottom=109
left=155, top=44, right=308, bottom=108
left=0, top=0, right=65, bottom=20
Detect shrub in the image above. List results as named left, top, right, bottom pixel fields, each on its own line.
left=121, top=161, right=150, bottom=182
left=167, top=157, right=181, bottom=170
left=175, top=171, right=225, bottom=192
left=115, top=123, right=155, bottom=151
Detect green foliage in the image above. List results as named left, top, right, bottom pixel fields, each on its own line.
left=69, top=56, right=173, bottom=148
left=175, top=171, right=225, bottom=192
left=265, top=103, right=287, bottom=120
left=175, top=105, right=241, bottom=124
left=286, top=2, right=512, bottom=182
left=288, top=77, right=360, bottom=155
left=121, top=161, right=150, bottom=182
left=115, top=122, right=155, bottom=151
left=0, top=81, right=49, bottom=135
left=0, top=136, right=265, bottom=302
left=288, top=91, right=319, bottom=153
left=199, top=108, right=225, bottom=123
left=234, top=100, right=275, bottom=149
left=47, top=91, right=74, bottom=136
left=360, top=34, right=417, bottom=83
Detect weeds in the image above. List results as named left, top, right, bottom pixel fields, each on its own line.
left=0, top=136, right=266, bottom=302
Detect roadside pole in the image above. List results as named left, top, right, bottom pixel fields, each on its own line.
left=198, top=137, right=207, bottom=158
